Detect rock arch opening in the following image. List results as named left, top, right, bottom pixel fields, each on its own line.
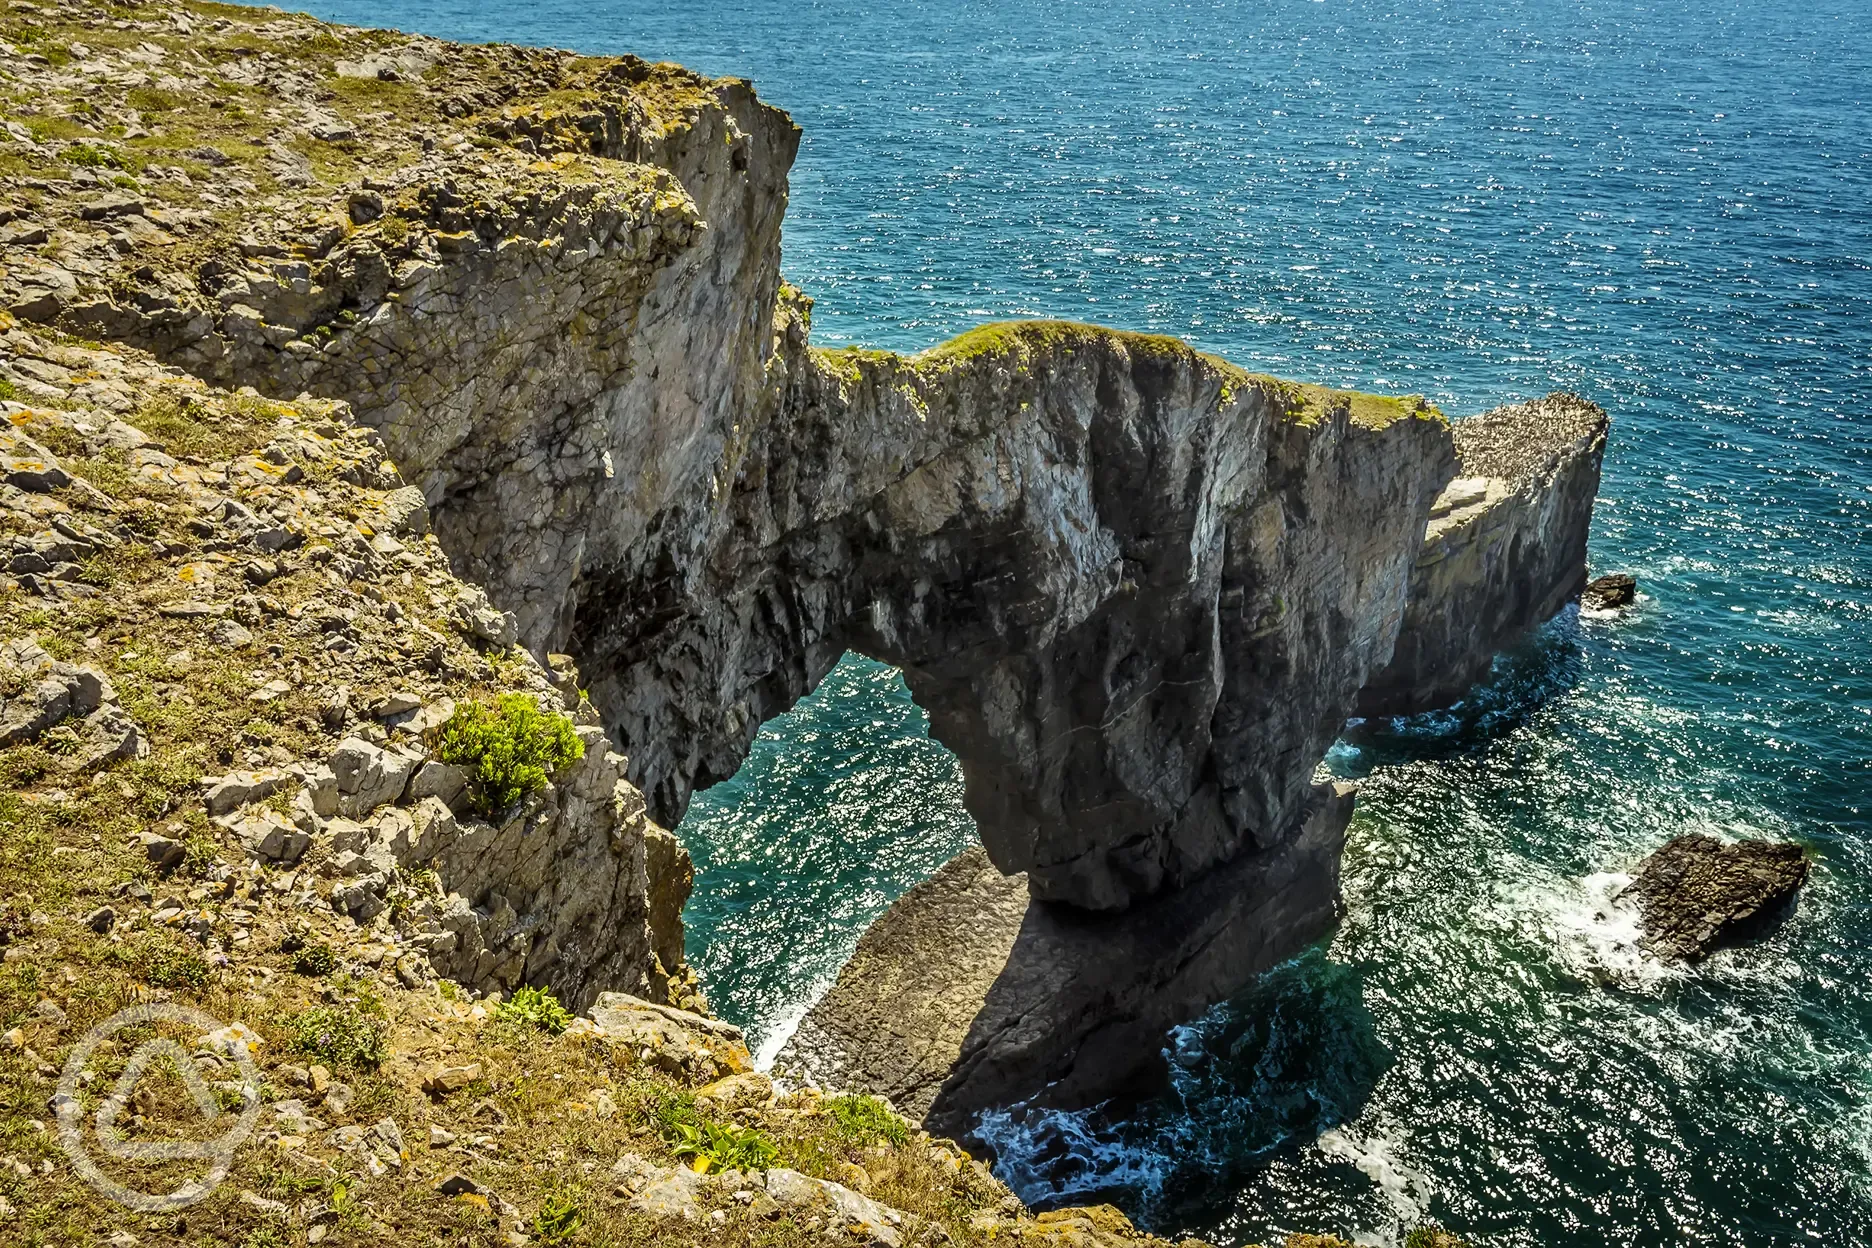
left=676, top=653, right=973, bottom=1056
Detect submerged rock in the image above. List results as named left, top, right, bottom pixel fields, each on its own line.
left=1625, top=834, right=1808, bottom=962
left=1582, top=572, right=1638, bottom=610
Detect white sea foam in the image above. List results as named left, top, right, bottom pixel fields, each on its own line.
left=1316, top=1122, right=1434, bottom=1245
left=973, top=1102, right=1181, bottom=1208
left=1538, top=868, right=1675, bottom=988
left=753, top=971, right=838, bottom=1072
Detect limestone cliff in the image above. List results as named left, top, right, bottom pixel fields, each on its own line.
left=1357, top=394, right=1609, bottom=716
left=0, top=6, right=1470, bottom=913
left=581, top=324, right=1454, bottom=910
left=0, top=2, right=1607, bottom=1124
left=0, top=324, right=693, bottom=1013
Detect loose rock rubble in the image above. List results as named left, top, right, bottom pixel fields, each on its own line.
left=0, top=319, right=695, bottom=1011
left=0, top=636, right=146, bottom=768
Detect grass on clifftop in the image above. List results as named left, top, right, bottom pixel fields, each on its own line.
left=911, top=320, right=1443, bottom=430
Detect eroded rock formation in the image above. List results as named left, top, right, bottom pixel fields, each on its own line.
left=1, top=5, right=1609, bottom=1120
left=1625, top=835, right=1808, bottom=962
left=1357, top=394, right=1609, bottom=717
left=579, top=326, right=1454, bottom=909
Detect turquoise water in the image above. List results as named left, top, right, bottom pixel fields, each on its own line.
left=302, top=1, right=1872, bottom=1241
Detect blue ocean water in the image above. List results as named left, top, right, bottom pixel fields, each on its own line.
left=300, top=1, right=1872, bottom=1242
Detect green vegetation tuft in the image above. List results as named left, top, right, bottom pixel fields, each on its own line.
left=492, top=983, right=575, bottom=1035
left=533, top=1186, right=585, bottom=1243
left=292, top=942, right=338, bottom=977
left=1402, top=1230, right=1472, bottom=1248
left=289, top=1001, right=389, bottom=1068
left=434, top=694, right=583, bottom=819
left=141, top=944, right=210, bottom=990
left=1276, top=380, right=1443, bottom=431
left=667, top=1118, right=780, bottom=1172
left=127, top=85, right=188, bottom=113
left=63, top=143, right=122, bottom=170
left=131, top=389, right=282, bottom=461
left=829, top=1093, right=911, bottom=1148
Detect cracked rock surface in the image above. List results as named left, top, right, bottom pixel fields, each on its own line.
left=1625, top=834, right=1808, bottom=963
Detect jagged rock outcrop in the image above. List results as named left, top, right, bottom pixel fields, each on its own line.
left=780, top=782, right=1356, bottom=1131
left=1583, top=572, right=1638, bottom=611
left=1625, top=835, right=1808, bottom=962
left=1357, top=394, right=1609, bottom=716
left=0, top=327, right=693, bottom=1012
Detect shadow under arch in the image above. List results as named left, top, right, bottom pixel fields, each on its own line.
left=975, top=945, right=1391, bottom=1227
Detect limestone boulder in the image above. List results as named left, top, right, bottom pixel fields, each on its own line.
left=330, top=737, right=420, bottom=818
left=586, top=992, right=752, bottom=1083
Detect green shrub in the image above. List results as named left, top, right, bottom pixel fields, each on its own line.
left=434, top=695, right=583, bottom=819
left=493, top=984, right=574, bottom=1035
left=666, top=1119, right=779, bottom=1172
left=829, top=1093, right=910, bottom=1147
left=127, top=85, right=187, bottom=113
left=64, top=143, right=121, bottom=169
left=650, top=1088, right=700, bottom=1136
left=142, top=946, right=210, bottom=990
left=289, top=1003, right=388, bottom=1068
left=534, top=1187, right=583, bottom=1243
left=292, top=942, right=338, bottom=977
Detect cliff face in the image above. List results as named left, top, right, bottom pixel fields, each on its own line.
left=0, top=323, right=691, bottom=1013
left=580, top=324, right=1454, bottom=909
left=0, top=7, right=1466, bottom=911
left=1357, top=395, right=1609, bottom=716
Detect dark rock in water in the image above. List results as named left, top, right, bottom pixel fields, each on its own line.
left=777, top=781, right=1356, bottom=1137
left=1582, top=572, right=1637, bottom=610
left=1625, top=834, right=1807, bottom=962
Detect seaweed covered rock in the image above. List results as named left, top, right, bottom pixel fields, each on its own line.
left=1625, top=834, right=1808, bottom=962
